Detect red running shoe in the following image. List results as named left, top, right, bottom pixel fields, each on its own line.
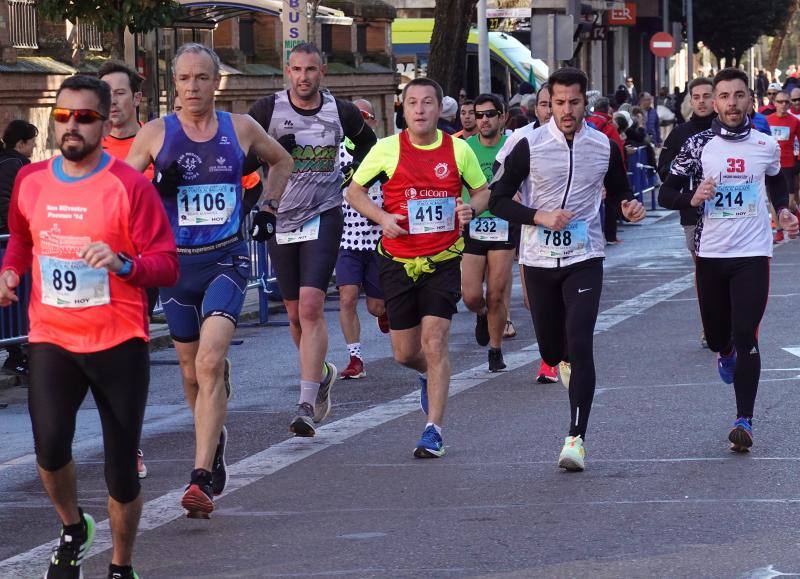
left=182, top=469, right=214, bottom=519
left=339, top=355, right=366, bottom=379
left=536, top=360, right=559, bottom=384
left=377, top=312, right=390, bottom=334
left=774, top=230, right=785, bottom=244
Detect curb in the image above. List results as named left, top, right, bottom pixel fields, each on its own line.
left=0, top=300, right=288, bottom=392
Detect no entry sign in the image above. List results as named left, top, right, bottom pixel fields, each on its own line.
left=650, top=32, right=675, bottom=57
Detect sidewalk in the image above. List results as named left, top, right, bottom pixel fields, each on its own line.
left=0, top=289, right=284, bottom=391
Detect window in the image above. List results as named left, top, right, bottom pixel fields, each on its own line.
left=320, top=23, right=332, bottom=54
left=7, top=0, right=38, bottom=49
left=239, top=17, right=254, bottom=56
left=77, top=19, right=103, bottom=51
left=357, top=24, right=367, bottom=54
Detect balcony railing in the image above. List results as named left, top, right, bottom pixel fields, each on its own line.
left=7, top=0, right=38, bottom=49
left=77, top=19, right=103, bottom=51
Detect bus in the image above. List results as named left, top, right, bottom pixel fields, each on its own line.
left=392, top=18, right=549, bottom=101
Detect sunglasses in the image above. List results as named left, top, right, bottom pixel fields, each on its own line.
left=776, top=100, right=790, bottom=105
left=475, top=110, right=501, bottom=119
left=792, top=98, right=800, bottom=103
left=52, top=108, right=107, bottom=124
left=360, top=110, right=375, bottom=121
left=767, top=92, right=777, bottom=96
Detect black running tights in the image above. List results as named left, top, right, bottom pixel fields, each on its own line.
left=696, top=256, right=769, bottom=419
left=28, top=339, right=149, bottom=503
left=523, top=258, right=603, bottom=439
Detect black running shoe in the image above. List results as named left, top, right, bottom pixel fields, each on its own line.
left=475, top=314, right=490, bottom=347
left=211, top=425, right=228, bottom=496
left=488, top=348, right=506, bottom=372
left=45, top=508, right=95, bottom=578
left=290, top=402, right=316, bottom=437
left=108, top=565, right=140, bottom=578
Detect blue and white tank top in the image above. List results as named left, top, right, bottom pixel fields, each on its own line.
left=155, top=111, right=245, bottom=249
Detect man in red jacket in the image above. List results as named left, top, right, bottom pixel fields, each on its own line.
left=587, top=97, right=627, bottom=243
left=767, top=90, right=800, bottom=241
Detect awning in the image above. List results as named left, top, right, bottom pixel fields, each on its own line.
left=174, top=0, right=352, bottom=25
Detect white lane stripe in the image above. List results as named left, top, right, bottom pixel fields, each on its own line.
left=0, top=272, right=695, bottom=576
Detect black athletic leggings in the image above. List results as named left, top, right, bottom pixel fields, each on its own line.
left=523, top=258, right=603, bottom=439
left=28, top=338, right=149, bottom=503
left=696, top=256, right=769, bottom=419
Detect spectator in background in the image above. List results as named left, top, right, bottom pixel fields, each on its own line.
left=657, top=86, right=677, bottom=141
left=756, top=69, right=769, bottom=104
left=508, top=81, right=535, bottom=109
left=614, top=85, right=630, bottom=111
left=750, top=89, right=773, bottom=135
left=438, top=95, right=459, bottom=134
left=458, top=88, right=468, bottom=105
left=520, top=93, right=537, bottom=123
left=625, top=76, right=638, bottom=104
left=505, top=112, right=529, bottom=131
left=639, top=92, right=661, bottom=146
left=672, top=85, right=686, bottom=124
left=587, top=98, right=625, bottom=243
left=0, top=119, right=37, bottom=376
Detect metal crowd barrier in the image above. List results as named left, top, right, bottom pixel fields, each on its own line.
left=0, top=213, right=283, bottom=347
left=627, top=146, right=659, bottom=210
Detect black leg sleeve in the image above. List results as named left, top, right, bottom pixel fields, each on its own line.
left=523, top=265, right=567, bottom=367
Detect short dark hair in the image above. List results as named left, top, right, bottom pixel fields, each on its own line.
left=97, top=60, right=142, bottom=93
left=402, top=78, right=444, bottom=104
left=687, top=77, right=712, bottom=95
left=289, top=42, right=323, bottom=63
left=1, top=119, right=37, bottom=152
left=474, top=93, right=505, bottom=113
left=56, top=75, right=111, bottom=117
left=713, top=68, right=749, bottom=90
left=536, top=83, right=550, bottom=102
left=594, top=97, right=610, bottom=113
left=505, top=113, right=529, bottom=130
left=548, top=67, right=588, bottom=96
left=460, top=99, right=475, bottom=108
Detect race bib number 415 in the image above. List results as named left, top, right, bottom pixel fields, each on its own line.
left=535, top=220, right=588, bottom=258
left=706, top=182, right=758, bottom=219
left=39, top=256, right=110, bottom=308
left=407, top=197, right=456, bottom=235
left=178, top=184, right=236, bottom=226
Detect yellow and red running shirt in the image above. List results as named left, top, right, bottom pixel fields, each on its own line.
left=1, top=154, right=178, bottom=353
left=353, top=130, right=485, bottom=258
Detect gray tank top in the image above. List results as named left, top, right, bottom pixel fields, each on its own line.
left=268, top=90, right=344, bottom=232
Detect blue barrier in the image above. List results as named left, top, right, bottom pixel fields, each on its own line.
left=627, top=146, right=659, bottom=210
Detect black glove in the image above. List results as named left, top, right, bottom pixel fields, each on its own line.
left=242, top=150, right=262, bottom=175
left=340, top=162, right=356, bottom=190
left=153, top=160, right=182, bottom=198
left=277, top=134, right=297, bottom=155
left=250, top=210, right=276, bottom=242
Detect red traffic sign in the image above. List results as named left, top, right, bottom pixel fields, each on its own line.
left=650, top=32, right=675, bottom=57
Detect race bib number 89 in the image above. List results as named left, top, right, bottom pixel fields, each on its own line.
left=407, top=197, right=456, bottom=235
left=39, top=256, right=110, bottom=308
left=706, top=182, right=758, bottom=219
left=535, top=220, right=588, bottom=258
left=178, top=184, right=236, bottom=226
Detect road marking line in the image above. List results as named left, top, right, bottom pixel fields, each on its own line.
left=0, top=273, right=695, bottom=576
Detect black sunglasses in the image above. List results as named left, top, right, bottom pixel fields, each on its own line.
left=791, top=98, right=800, bottom=103
left=475, top=110, right=501, bottom=119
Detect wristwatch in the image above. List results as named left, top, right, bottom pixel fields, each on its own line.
left=115, top=252, right=133, bottom=277
left=263, top=198, right=280, bottom=211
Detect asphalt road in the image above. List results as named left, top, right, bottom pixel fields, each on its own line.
left=2, top=211, right=800, bottom=578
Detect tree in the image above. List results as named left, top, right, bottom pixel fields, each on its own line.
left=670, top=0, right=793, bottom=66
left=427, top=0, right=479, bottom=98
left=38, top=0, right=183, bottom=60
left=767, top=0, right=800, bottom=72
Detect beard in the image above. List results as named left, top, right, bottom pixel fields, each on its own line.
left=59, top=132, right=99, bottom=162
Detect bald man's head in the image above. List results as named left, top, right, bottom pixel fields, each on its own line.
left=353, top=98, right=376, bottom=128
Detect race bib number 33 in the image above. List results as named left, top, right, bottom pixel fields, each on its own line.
left=178, top=184, right=236, bottom=226
left=39, top=256, right=110, bottom=308
left=407, top=197, right=456, bottom=235
left=535, top=220, right=588, bottom=258
left=706, top=182, right=758, bottom=219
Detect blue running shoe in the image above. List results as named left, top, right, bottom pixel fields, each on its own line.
left=728, top=417, right=753, bottom=452
left=717, top=350, right=736, bottom=384
left=419, top=375, right=428, bottom=415
left=414, top=425, right=444, bottom=458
